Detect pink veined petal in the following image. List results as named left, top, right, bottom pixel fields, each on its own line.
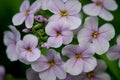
left=39, top=68, right=56, bottom=80
left=99, top=9, right=113, bottom=21
left=53, top=65, right=66, bottom=79
left=99, top=23, right=115, bottom=41
left=26, top=68, right=40, bottom=80
left=65, top=0, right=81, bottom=15
left=117, top=35, right=120, bottom=44
left=62, top=31, right=73, bottom=44
left=30, top=0, right=41, bottom=14
left=23, top=34, right=38, bottom=48
left=31, top=55, right=49, bottom=72
left=83, top=3, right=102, bottom=16
left=41, top=0, right=50, bottom=10
left=47, top=36, right=63, bottom=48
left=20, top=0, right=30, bottom=12
left=103, top=0, right=118, bottom=11
left=12, top=12, right=26, bottom=26
left=65, top=58, right=83, bottom=75
left=92, top=37, right=109, bottom=55
left=96, top=73, right=111, bottom=80
left=25, top=14, right=34, bottom=28
left=49, top=14, right=61, bottom=21
left=84, top=17, right=98, bottom=31
left=48, top=0, right=65, bottom=14
left=83, top=57, right=97, bottom=72
left=27, top=48, right=41, bottom=62
left=66, top=16, right=81, bottom=30
left=6, top=44, right=19, bottom=61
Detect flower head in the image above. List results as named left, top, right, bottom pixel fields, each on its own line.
left=3, top=25, right=20, bottom=61
left=46, top=21, right=73, bottom=48
left=12, top=0, right=41, bottom=28
left=77, top=17, right=115, bottom=55
left=16, top=34, right=41, bottom=64
left=83, top=0, right=118, bottom=21
left=62, top=44, right=97, bottom=75
left=48, top=0, right=82, bottom=30
left=31, top=49, right=66, bottom=80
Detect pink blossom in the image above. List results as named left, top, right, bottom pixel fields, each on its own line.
left=0, top=66, right=5, bottom=80
left=45, top=21, right=73, bottom=48
left=48, top=0, right=82, bottom=30
left=12, top=0, right=41, bottom=28
left=16, top=34, right=41, bottom=64
left=3, top=25, right=20, bottom=61
left=31, top=49, right=66, bottom=80
left=77, top=17, right=115, bottom=55
left=83, top=0, right=118, bottom=21
left=62, top=44, right=97, bottom=75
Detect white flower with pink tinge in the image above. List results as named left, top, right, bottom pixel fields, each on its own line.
left=83, top=0, right=118, bottom=21
left=12, top=0, right=41, bottom=28
left=3, top=25, right=20, bottom=61
left=62, top=44, right=97, bottom=75
left=31, top=49, right=66, bottom=80
left=77, top=17, right=115, bottom=55
left=45, top=21, right=73, bottom=48
left=48, top=0, right=82, bottom=30
left=16, top=34, right=41, bottom=64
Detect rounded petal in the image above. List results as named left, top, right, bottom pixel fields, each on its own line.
left=65, top=58, right=83, bottom=75
left=53, top=65, right=66, bottom=79
left=103, top=0, right=118, bottom=11
left=23, top=34, right=38, bottom=48
left=39, top=68, right=56, bottom=80
left=65, top=0, right=81, bottom=15
left=27, top=48, right=41, bottom=62
left=92, top=37, right=109, bottom=55
left=47, top=36, right=63, bottom=48
left=30, top=0, right=41, bottom=13
left=83, top=3, right=101, bottom=16
left=12, top=12, right=26, bottom=26
left=117, top=35, right=120, bottom=44
left=96, top=73, right=111, bottom=80
left=83, top=57, right=97, bottom=72
left=62, top=31, right=73, bottom=44
left=41, top=0, right=50, bottom=10
left=99, top=9, right=113, bottom=21
left=49, top=14, right=61, bottom=21
left=99, top=23, right=115, bottom=41
left=20, top=0, right=30, bottom=12
left=6, top=44, right=19, bottom=61
left=25, top=14, right=34, bottom=28
left=31, top=55, right=49, bottom=72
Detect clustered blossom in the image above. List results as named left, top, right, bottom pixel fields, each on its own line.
left=3, top=0, right=119, bottom=80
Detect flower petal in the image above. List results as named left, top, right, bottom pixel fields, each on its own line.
left=25, top=14, right=34, bottom=28
left=99, top=23, right=115, bottom=41
left=99, top=9, right=113, bottom=21
left=49, top=14, right=61, bottom=21
left=117, top=35, right=120, bottom=44
left=20, top=0, right=30, bottom=12
left=96, top=73, right=111, bottom=80
left=12, top=12, right=26, bottom=26
left=83, top=3, right=101, bottom=16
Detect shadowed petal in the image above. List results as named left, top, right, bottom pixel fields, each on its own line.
left=20, top=0, right=30, bottom=12
left=25, top=14, right=34, bottom=28
left=117, top=35, right=120, bottom=44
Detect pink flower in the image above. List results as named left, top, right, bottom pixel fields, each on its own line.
left=0, top=66, right=5, bottom=80
left=31, top=49, right=66, bottom=80
left=107, top=35, right=120, bottom=68
left=77, top=17, right=115, bottom=55
left=16, top=34, right=41, bottom=64
left=83, top=0, right=118, bottom=21
left=78, top=60, right=110, bottom=80
left=45, top=21, right=73, bottom=48
left=3, top=25, right=20, bottom=61
left=12, top=0, right=41, bottom=28
left=62, top=44, right=97, bottom=75
left=48, top=0, right=82, bottom=30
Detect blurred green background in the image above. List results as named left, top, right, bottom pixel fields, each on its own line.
left=0, top=0, right=120, bottom=80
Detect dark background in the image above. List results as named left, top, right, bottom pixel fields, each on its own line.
left=0, top=0, right=120, bottom=80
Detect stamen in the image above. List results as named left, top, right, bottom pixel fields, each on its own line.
left=75, top=54, right=82, bottom=59
left=92, top=31, right=99, bottom=38
left=48, top=60, right=55, bottom=67
left=60, top=10, right=68, bottom=17
left=96, top=1, right=103, bottom=6
left=87, top=71, right=95, bottom=79
left=26, top=47, right=32, bottom=52
left=25, top=9, right=30, bottom=16
left=56, top=31, right=62, bottom=36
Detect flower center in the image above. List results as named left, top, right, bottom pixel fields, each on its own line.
left=96, top=1, right=103, bottom=6
left=60, top=10, right=68, bottom=17
left=92, top=31, right=99, bottom=38
left=56, top=31, right=62, bottom=36
left=26, top=47, right=32, bottom=52
left=75, top=54, right=82, bottom=59
left=25, top=9, right=30, bottom=16
left=87, top=71, right=95, bottom=79
left=48, top=60, right=55, bottom=67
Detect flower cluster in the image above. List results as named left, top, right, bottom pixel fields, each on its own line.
left=3, top=0, right=118, bottom=80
